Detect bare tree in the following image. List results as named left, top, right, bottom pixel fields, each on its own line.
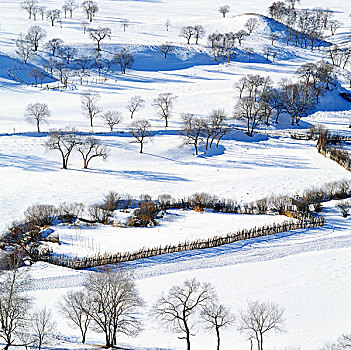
left=60, top=290, right=92, bottom=344
left=16, top=34, right=35, bottom=63
left=45, top=38, right=64, bottom=56
left=38, top=6, right=46, bottom=20
left=45, top=129, right=78, bottom=169
left=21, top=0, right=38, bottom=19
left=82, top=0, right=99, bottom=22
left=234, top=96, right=263, bottom=136
left=113, top=48, right=134, bottom=74
left=245, top=18, right=259, bottom=34
left=194, top=25, right=205, bottom=44
left=83, top=267, right=144, bottom=348
left=244, top=47, right=254, bottom=62
left=219, top=5, right=230, bottom=18
left=235, top=30, right=248, bottom=46
left=285, top=0, right=300, bottom=9
left=81, top=20, right=90, bottom=34
left=208, top=33, right=224, bottom=61
left=180, top=26, right=195, bottom=44
left=25, top=25, right=46, bottom=51
left=208, top=109, right=230, bottom=148
left=165, top=19, right=170, bottom=31
left=89, top=27, right=111, bottom=51
left=121, top=18, right=129, bottom=31
left=46, top=9, right=60, bottom=26
left=263, top=46, right=271, bottom=60
left=101, top=111, right=123, bottom=131
left=269, top=33, right=279, bottom=45
left=0, top=267, right=32, bottom=350
left=32, top=307, right=56, bottom=350
left=159, top=43, right=174, bottom=58
left=152, top=92, right=177, bottom=128
left=321, top=334, right=351, bottom=350
left=201, top=301, right=235, bottom=350
left=329, top=20, right=342, bottom=35
left=43, top=58, right=57, bottom=77
left=180, top=114, right=206, bottom=155
left=81, top=90, right=101, bottom=128
left=152, top=278, right=215, bottom=350
left=25, top=103, right=50, bottom=132
left=58, top=46, right=77, bottom=64
left=238, top=300, right=285, bottom=350
left=223, top=32, right=236, bottom=62
left=280, top=81, right=317, bottom=125
left=130, top=119, right=153, bottom=153
left=64, top=0, right=78, bottom=18
left=28, top=67, right=44, bottom=87
left=76, top=136, right=108, bottom=168
left=127, top=95, right=145, bottom=118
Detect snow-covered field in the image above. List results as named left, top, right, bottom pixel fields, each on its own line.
left=0, top=0, right=351, bottom=348
left=49, top=210, right=292, bottom=257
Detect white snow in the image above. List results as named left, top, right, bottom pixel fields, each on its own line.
left=0, top=0, right=350, bottom=348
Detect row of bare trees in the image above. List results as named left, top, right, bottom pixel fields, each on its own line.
left=21, top=0, right=98, bottom=23
left=234, top=61, right=335, bottom=135
left=180, top=110, right=230, bottom=155
left=0, top=267, right=56, bottom=350
left=0, top=263, right=286, bottom=350
left=152, top=277, right=285, bottom=350
left=268, top=1, right=341, bottom=51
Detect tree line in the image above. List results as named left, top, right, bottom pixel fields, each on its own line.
left=0, top=262, right=292, bottom=350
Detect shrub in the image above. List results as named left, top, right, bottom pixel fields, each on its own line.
left=103, top=191, right=122, bottom=211
left=24, top=204, right=58, bottom=226
left=269, top=195, right=291, bottom=214
left=87, top=204, right=111, bottom=223
left=58, top=202, right=85, bottom=223
left=133, top=201, right=159, bottom=227
left=256, top=198, right=270, bottom=214
left=157, top=194, right=175, bottom=210
left=189, top=193, right=217, bottom=210
left=307, top=123, right=328, bottom=140
left=336, top=201, right=351, bottom=217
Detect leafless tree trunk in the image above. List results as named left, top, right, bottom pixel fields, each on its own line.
left=238, top=301, right=285, bottom=350
left=151, top=278, right=215, bottom=350
left=82, top=267, right=144, bottom=348
left=60, top=290, right=91, bottom=343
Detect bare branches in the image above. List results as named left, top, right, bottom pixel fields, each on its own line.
left=238, top=300, right=285, bottom=350
left=152, top=278, right=215, bottom=350
left=130, top=120, right=153, bottom=153
left=25, top=102, right=51, bottom=132
left=159, top=43, right=174, bottom=58
left=201, top=301, right=235, bottom=350
left=218, top=5, right=230, bottom=18
left=113, top=48, right=134, bottom=74
left=88, top=27, right=111, bottom=51
left=81, top=90, right=101, bottom=128
left=45, top=129, right=78, bottom=169
left=83, top=267, right=144, bottom=348
left=60, top=290, right=91, bottom=344
left=152, top=92, right=177, bottom=128
left=127, top=96, right=145, bottom=118
left=102, top=111, right=123, bottom=131
left=82, top=0, right=99, bottom=22
left=76, top=136, right=108, bottom=169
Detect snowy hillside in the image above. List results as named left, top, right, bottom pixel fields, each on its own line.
left=0, top=0, right=350, bottom=349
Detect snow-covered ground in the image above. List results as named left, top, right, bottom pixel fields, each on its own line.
left=48, top=210, right=292, bottom=257
left=0, top=0, right=350, bottom=348
left=26, top=200, right=351, bottom=349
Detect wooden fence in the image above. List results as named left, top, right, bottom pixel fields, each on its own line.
left=39, top=216, right=324, bottom=269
